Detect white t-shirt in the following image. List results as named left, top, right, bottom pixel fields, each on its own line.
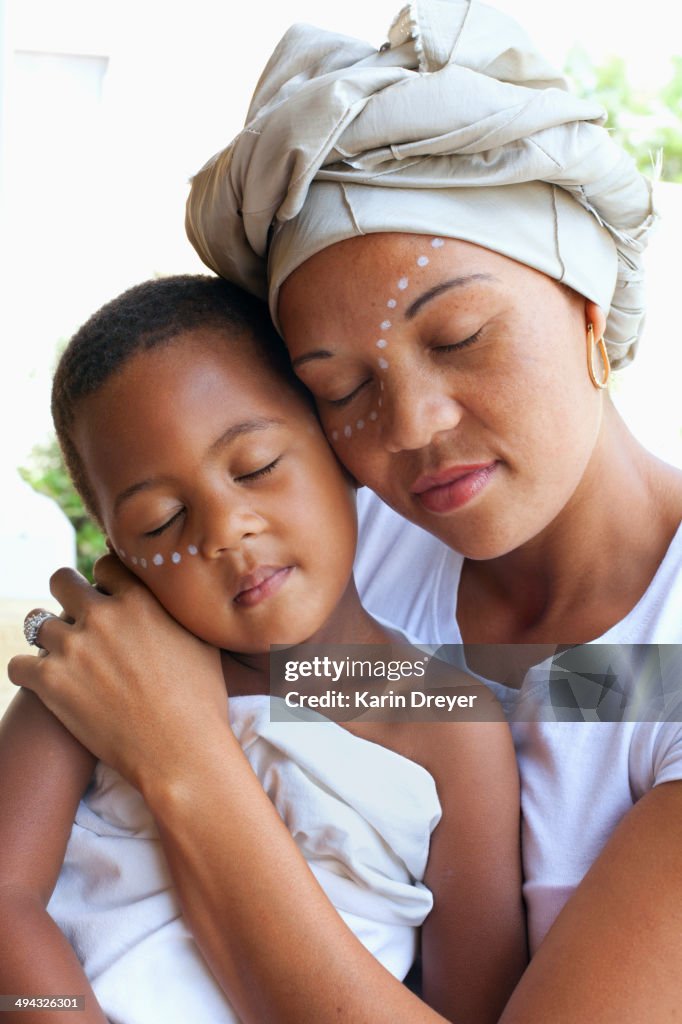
left=354, top=489, right=682, bottom=953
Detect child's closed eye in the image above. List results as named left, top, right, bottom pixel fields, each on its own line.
left=145, top=508, right=186, bottom=537
left=235, top=457, right=282, bottom=482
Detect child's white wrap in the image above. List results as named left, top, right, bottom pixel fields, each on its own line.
left=48, top=695, right=441, bottom=1024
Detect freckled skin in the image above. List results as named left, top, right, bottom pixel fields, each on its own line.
left=72, top=330, right=360, bottom=654
left=278, top=232, right=607, bottom=562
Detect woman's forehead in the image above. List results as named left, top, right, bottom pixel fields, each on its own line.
left=279, top=233, right=531, bottom=327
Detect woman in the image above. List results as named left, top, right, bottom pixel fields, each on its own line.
left=9, top=1, right=682, bottom=1020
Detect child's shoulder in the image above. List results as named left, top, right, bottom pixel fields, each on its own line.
left=343, top=640, right=511, bottom=792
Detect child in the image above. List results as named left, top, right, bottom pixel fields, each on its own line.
left=0, top=275, right=525, bottom=1024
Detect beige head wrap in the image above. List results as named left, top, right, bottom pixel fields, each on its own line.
left=186, top=0, right=657, bottom=368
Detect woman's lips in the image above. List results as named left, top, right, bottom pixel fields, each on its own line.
left=233, top=566, right=293, bottom=607
left=411, top=462, right=497, bottom=514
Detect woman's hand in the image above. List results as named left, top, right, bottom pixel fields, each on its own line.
left=7, top=556, right=226, bottom=793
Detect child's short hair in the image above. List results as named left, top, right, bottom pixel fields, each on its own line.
left=52, top=274, right=297, bottom=519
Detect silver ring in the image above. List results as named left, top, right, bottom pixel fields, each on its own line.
left=23, top=609, right=56, bottom=649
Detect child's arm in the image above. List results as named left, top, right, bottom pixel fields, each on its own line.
left=0, top=688, right=107, bottom=1024
left=418, top=717, right=527, bottom=1023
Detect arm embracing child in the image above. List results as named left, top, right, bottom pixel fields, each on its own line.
left=3, top=275, right=525, bottom=1023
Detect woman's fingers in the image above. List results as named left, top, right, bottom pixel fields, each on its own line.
left=8, top=556, right=227, bottom=788
left=22, top=608, right=70, bottom=654
left=47, top=557, right=142, bottom=624
left=7, top=653, right=44, bottom=691
left=92, top=554, right=143, bottom=596
left=49, top=566, right=102, bottom=620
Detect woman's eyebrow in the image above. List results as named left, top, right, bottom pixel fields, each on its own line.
left=113, top=417, right=284, bottom=513
left=405, top=273, right=497, bottom=319
left=291, top=274, right=499, bottom=369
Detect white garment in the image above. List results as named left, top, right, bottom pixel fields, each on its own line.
left=48, top=694, right=440, bottom=1024
left=355, top=487, right=682, bottom=954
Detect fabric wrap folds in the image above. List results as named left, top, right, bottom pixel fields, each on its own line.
left=186, top=0, right=658, bottom=369
left=48, top=695, right=441, bottom=1024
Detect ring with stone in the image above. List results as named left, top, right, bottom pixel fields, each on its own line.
left=23, top=609, right=56, bottom=650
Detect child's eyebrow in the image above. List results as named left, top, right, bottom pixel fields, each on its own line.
left=113, top=416, right=285, bottom=513
left=207, top=416, right=285, bottom=455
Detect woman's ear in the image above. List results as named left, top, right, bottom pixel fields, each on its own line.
left=585, top=300, right=607, bottom=340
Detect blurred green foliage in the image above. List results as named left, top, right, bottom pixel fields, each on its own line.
left=19, top=438, right=106, bottom=582
left=565, top=49, right=682, bottom=182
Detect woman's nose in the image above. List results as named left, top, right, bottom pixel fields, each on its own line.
left=380, top=378, right=464, bottom=454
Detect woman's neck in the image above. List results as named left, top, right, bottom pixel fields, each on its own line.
left=222, top=580, right=392, bottom=697
left=458, top=402, right=682, bottom=646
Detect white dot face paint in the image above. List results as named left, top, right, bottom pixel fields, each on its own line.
left=357, top=419, right=365, bottom=430
left=171, top=552, right=182, bottom=564
left=380, top=320, right=392, bottom=330
left=140, top=558, right=148, bottom=569
left=188, top=544, right=198, bottom=556
left=331, top=430, right=339, bottom=441
left=119, top=549, right=126, bottom=559
left=398, top=277, right=408, bottom=291
left=387, top=299, right=397, bottom=309
left=378, top=397, right=383, bottom=407
left=344, top=425, right=352, bottom=438
left=417, top=255, right=429, bottom=267
left=378, top=358, right=389, bottom=370
left=431, top=237, right=445, bottom=248
left=370, top=410, right=378, bottom=421
left=153, top=553, right=164, bottom=566
left=132, top=556, right=138, bottom=565
left=376, top=339, right=388, bottom=349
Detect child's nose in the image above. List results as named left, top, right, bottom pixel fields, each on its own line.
left=200, top=500, right=266, bottom=557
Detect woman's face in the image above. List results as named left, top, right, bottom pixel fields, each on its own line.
left=73, top=329, right=358, bottom=653
left=279, top=233, right=607, bottom=559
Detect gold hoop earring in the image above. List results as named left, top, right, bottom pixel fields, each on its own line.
left=586, top=323, right=610, bottom=390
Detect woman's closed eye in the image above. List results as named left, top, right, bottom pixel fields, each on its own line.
left=432, top=327, right=484, bottom=354
left=328, top=379, right=371, bottom=408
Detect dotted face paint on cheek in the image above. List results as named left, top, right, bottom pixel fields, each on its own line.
left=332, top=239, right=449, bottom=446
left=188, top=544, right=198, bottom=556
left=153, top=553, right=164, bottom=566
left=171, top=552, right=182, bottom=564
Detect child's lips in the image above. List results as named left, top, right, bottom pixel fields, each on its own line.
left=233, top=566, right=293, bottom=607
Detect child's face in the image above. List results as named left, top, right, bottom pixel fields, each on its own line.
left=73, top=328, right=358, bottom=653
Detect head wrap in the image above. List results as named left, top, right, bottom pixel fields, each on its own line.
left=186, top=0, right=657, bottom=368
